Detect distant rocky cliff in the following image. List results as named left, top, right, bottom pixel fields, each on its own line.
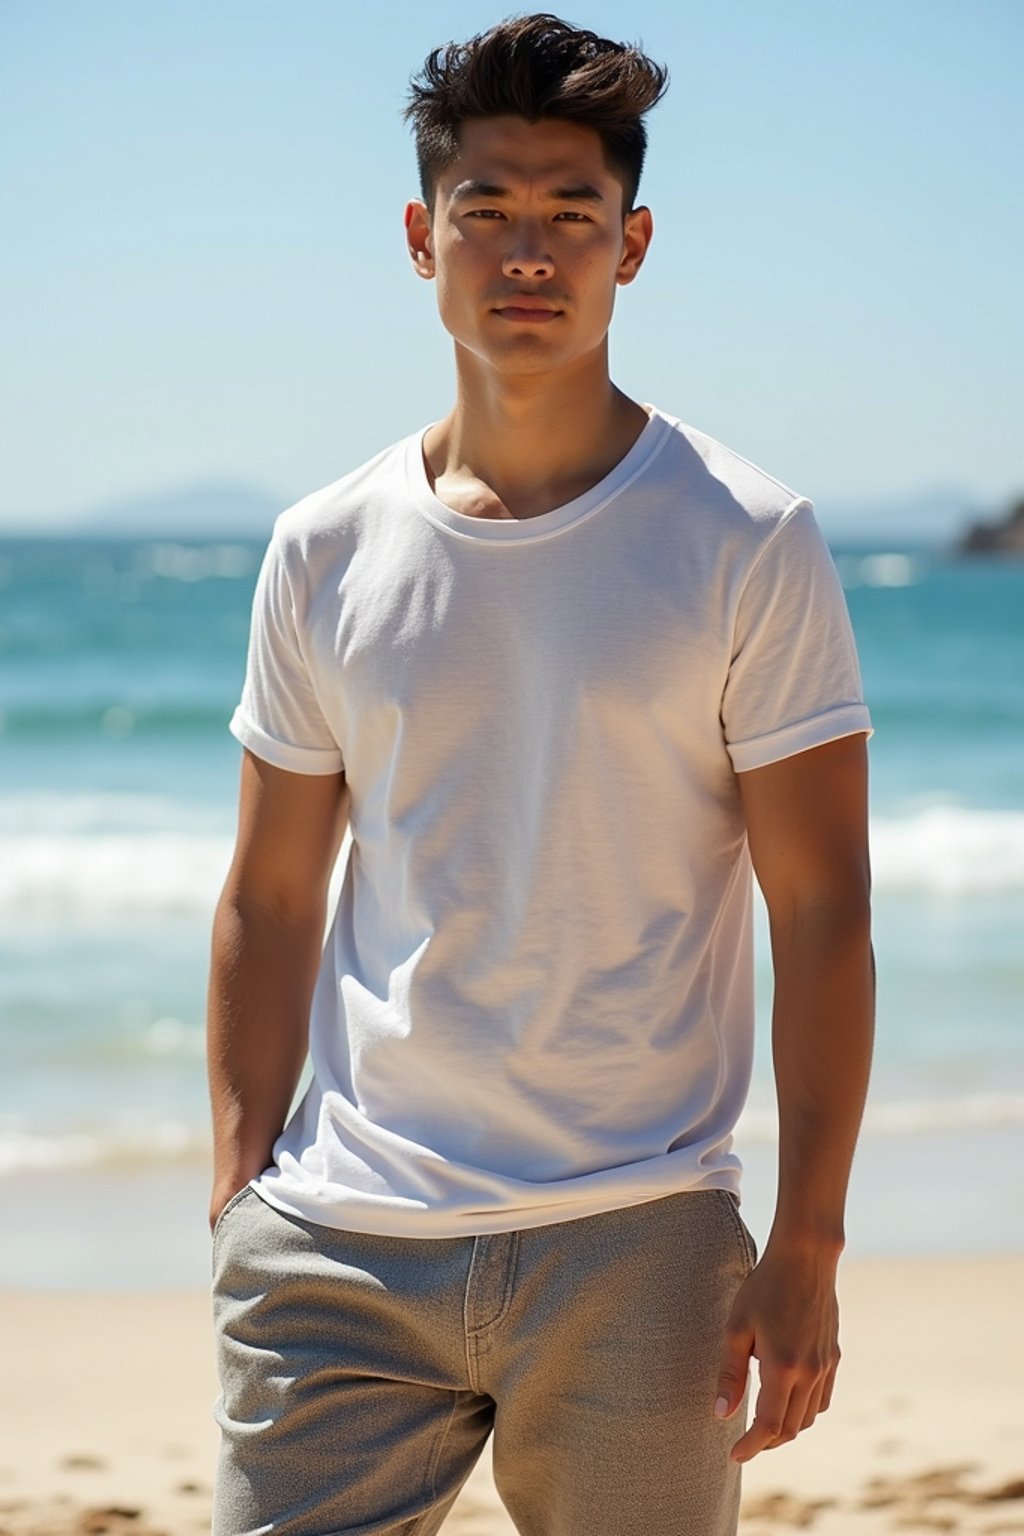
left=955, top=497, right=1024, bottom=556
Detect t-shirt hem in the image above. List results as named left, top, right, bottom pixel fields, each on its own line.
left=229, top=707, right=345, bottom=775
left=727, top=704, right=873, bottom=774
left=248, top=1161, right=743, bottom=1238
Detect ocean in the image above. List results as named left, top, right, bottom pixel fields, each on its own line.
left=1, top=534, right=1021, bottom=1287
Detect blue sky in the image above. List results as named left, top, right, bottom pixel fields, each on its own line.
left=2, top=0, right=1022, bottom=534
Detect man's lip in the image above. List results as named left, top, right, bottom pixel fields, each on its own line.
left=492, top=304, right=563, bottom=321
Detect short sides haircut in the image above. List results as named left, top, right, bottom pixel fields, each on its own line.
left=404, top=12, right=669, bottom=215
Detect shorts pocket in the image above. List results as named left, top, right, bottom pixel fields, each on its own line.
left=211, top=1184, right=256, bottom=1248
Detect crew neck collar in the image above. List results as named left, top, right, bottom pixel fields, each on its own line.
left=405, top=404, right=675, bottom=544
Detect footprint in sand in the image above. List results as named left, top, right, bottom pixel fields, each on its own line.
left=980, top=1480, right=1024, bottom=1503
left=740, top=1491, right=835, bottom=1527
left=860, top=1463, right=981, bottom=1509
left=75, top=1508, right=165, bottom=1536
left=857, top=1464, right=1024, bottom=1533
left=58, top=1456, right=106, bottom=1473
left=891, top=1517, right=957, bottom=1532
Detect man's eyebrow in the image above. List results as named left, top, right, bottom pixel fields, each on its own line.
left=451, top=181, right=509, bottom=203
left=450, top=180, right=605, bottom=204
left=550, top=183, right=605, bottom=203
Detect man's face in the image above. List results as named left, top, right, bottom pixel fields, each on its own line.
left=405, top=115, right=652, bottom=379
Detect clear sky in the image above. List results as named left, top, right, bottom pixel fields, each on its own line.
left=2, top=0, right=1022, bottom=533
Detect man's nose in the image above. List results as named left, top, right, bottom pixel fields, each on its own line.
left=501, top=235, right=554, bottom=280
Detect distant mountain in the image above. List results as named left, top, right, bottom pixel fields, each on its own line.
left=8, top=481, right=283, bottom=538
left=1, top=480, right=1009, bottom=549
left=814, top=487, right=979, bottom=546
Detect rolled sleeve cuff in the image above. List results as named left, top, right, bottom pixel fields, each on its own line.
left=229, top=707, right=345, bottom=776
left=727, top=703, right=873, bottom=774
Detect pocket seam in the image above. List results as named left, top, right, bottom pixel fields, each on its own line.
left=715, top=1188, right=758, bottom=1273
left=211, top=1183, right=255, bottom=1248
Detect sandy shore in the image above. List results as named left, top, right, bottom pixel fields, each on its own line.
left=0, top=1257, right=1020, bottom=1535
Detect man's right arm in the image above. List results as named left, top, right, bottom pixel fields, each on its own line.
left=206, top=748, right=350, bottom=1232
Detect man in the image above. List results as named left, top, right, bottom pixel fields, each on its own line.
left=208, top=15, right=874, bottom=1536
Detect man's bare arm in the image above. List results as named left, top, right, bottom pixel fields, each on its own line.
left=715, top=732, right=875, bottom=1461
left=206, top=749, right=350, bottom=1231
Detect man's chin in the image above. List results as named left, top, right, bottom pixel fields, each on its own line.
left=449, top=332, right=610, bottom=382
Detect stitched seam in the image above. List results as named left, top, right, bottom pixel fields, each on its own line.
left=426, top=1390, right=461, bottom=1502
left=211, top=1184, right=255, bottom=1249
left=465, top=1232, right=519, bottom=1335
left=717, top=1189, right=757, bottom=1272
left=462, top=1239, right=482, bottom=1390
left=411, top=415, right=675, bottom=547
left=489, top=1230, right=519, bottom=1332
left=729, top=493, right=813, bottom=624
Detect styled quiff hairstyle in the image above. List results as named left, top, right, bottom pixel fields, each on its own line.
left=404, top=13, right=669, bottom=215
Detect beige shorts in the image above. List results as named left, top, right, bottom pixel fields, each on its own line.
left=211, top=1185, right=756, bottom=1535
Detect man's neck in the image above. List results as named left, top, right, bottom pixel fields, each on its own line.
left=423, top=350, right=651, bottom=521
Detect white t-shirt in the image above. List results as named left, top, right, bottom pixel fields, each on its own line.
left=230, top=405, right=871, bottom=1237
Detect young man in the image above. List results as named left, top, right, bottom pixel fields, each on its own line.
left=208, top=15, right=874, bottom=1536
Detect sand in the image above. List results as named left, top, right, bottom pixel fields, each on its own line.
left=0, top=1256, right=1020, bottom=1535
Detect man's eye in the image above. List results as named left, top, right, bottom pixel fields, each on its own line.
left=466, top=209, right=503, bottom=219
left=554, top=211, right=590, bottom=222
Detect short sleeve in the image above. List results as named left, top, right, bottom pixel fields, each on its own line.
left=229, top=528, right=345, bottom=775
left=722, top=500, right=872, bottom=773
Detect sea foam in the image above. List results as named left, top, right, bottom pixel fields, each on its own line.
left=2, top=1092, right=1023, bottom=1178
left=738, top=1092, right=1024, bottom=1141
left=1, top=796, right=1022, bottom=918
left=870, top=805, right=1024, bottom=894
left=0, top=1116, right=210, bottom=1176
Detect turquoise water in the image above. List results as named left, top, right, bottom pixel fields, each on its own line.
left=1, top=536, right=1022, bottom=1282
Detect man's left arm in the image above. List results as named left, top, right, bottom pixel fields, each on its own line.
left=715, top=731, right=875, bottom=1462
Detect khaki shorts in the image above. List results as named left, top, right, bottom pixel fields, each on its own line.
left=211, top=1185, right=756, bottom=1535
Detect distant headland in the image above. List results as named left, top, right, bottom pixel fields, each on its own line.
left=955, top=496, right=1024, bottom=557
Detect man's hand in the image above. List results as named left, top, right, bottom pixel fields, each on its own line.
left=723, top=735, right=872, bottom=1462
left=714, top=1244, right=841, bottom=1462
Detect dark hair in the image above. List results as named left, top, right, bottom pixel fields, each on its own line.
left=404, top=13, right=669, bottom=215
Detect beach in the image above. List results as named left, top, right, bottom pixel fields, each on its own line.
left=1, top=1256, right=1021, bottom=1536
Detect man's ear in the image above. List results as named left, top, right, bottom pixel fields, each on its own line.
left=405, top=199, right=435, bottom=280
left=616, top=205, right=654, bottom=287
